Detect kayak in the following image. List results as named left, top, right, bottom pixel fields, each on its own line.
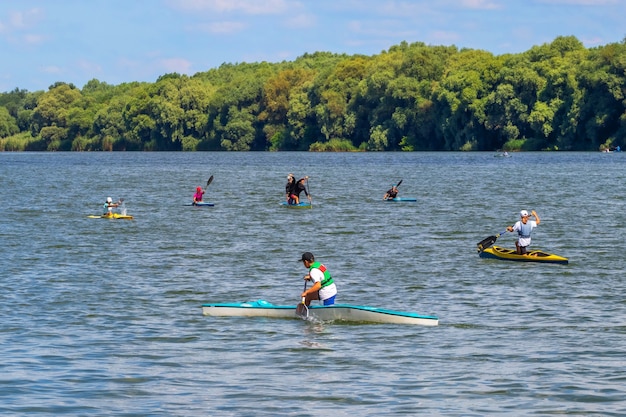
left=88, top=213, right=134, bottom=220
left=384, top=197, right=417, bottom=202
left=479, top=245, right=568, bottom=264
left=184, top=202, right=215, bottom=207
left=280, top=201, right=312, bottom=209
left=202, top=300, right=438, bottom=326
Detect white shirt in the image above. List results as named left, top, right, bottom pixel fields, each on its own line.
left=309, top=266, right=337, bottom=302
left=512, top=220, right=537, bottom=247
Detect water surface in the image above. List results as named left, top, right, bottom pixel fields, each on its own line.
left=1, top=151, right=624, bottom=416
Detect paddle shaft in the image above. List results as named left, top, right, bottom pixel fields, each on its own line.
left=305, top=177, right=312, bottom=208
left=297, top=280, right=309, bottom=317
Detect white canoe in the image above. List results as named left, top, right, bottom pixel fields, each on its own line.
left=202, top=300, right=438, bottom=326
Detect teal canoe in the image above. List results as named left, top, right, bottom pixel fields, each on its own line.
left=202, top=300, right=438, bottom=326
left=280, top=201, right=312, bottom=209
left=384, top=197, right=417, bottom=202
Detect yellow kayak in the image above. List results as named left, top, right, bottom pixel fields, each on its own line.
left=479, top=245, right=568, bottom=264
left=88, top=213, right=134, bottom=220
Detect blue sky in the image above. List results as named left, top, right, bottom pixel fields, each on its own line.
left=0, top=0, right=624, bottom=93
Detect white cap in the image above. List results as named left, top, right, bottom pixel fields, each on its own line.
left=107, top=197, right=113, bottom=203
left=520, top=210, right=529, bottom=217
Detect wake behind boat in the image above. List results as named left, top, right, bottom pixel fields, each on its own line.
left=479, top=245, right=568, bottom=264
left=202, top=299, right=438, bottom=326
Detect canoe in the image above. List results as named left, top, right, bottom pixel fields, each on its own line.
left=384, top=197, right=417, bottom=202
left=88, top=213, right=134, bottom=220
left=202, top=299, right=438, bottom=326
left=479, top=245, right=568, bottom=264
left=184, top=202, right=215, bottom=207
left=280, top=201, right=312, bottom=209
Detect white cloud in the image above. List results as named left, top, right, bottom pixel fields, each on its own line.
left=195, top=21, right=247, bottom=34
left=536, top=0, right=618, bottom=5
left=41, top=65, right=62, bottom=74
left=284, top=13, right=316, bottom=29
left=460, top=0, right=503, bottom=9
left=0, top=8, right=45, bottom=46
left=429, top=30, right=461, bottom=45
left=159, top=58, right=193, bottom=74
left=8, top=8, right=43, bottom=29
left=168, top=0, right=293, bottom=14
left=23, top=33, right=46, bottom=44
left=77, top=60, right=102, bottom=74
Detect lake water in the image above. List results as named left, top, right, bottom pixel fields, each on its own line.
left=1, top=151, right=625, bottom=416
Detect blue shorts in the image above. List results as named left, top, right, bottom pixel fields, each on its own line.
left=322, top=295, right=336, bottom=306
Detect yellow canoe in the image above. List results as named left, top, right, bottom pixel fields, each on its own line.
left=479, top=245, right=568, bottom=264
left=88, top=213, right=134, bottom=220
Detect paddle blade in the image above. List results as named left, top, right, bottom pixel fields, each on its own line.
left=477, top=236, right=497, bottom=252
left=296, top=281, right=309, bottom=318
left=397, top=179, right=403, bottom=187
left=206, top=175, right=214, bottom=188
left=476, top=230, right=507, bottom=252
left=296, top=301, right=308, bottom=318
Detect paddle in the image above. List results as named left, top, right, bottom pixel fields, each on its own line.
left=476, top=230, right=507, bottom=252
left=205, top=175, right=214, bottom=191
left=296, top=280, right=309, bottom=318
left=396, top=179, right=403, bottom=187
left=305, top=176, right=312, bottom=208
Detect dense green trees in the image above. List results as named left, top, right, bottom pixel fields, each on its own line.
left=1, top=36, right=625, bottom=151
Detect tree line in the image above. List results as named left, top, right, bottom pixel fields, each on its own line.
left=1, top=35, right=625, bottom=152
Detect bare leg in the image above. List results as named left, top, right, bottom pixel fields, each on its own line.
left=303, top=291, right=319, bottom=306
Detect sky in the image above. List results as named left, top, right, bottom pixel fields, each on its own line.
left=0, top=0, right=624, bottom=93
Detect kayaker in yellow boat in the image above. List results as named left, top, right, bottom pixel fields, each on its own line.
left=507, top=210, right=540, bottom=255
left=299, top=252, right=337, bottom=307
left=103, top=197, right=122, bottom=216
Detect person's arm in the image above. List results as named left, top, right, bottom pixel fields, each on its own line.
left=532, top=210, right=540, bottom=225
left=302, top=280, right=321, bottom=297
left=302, top=269, right=323, bottom=297
left=507, top=222, right=517, bottom=232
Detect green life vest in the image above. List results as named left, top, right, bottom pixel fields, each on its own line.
left=309, top=262, right=334, bottom=288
